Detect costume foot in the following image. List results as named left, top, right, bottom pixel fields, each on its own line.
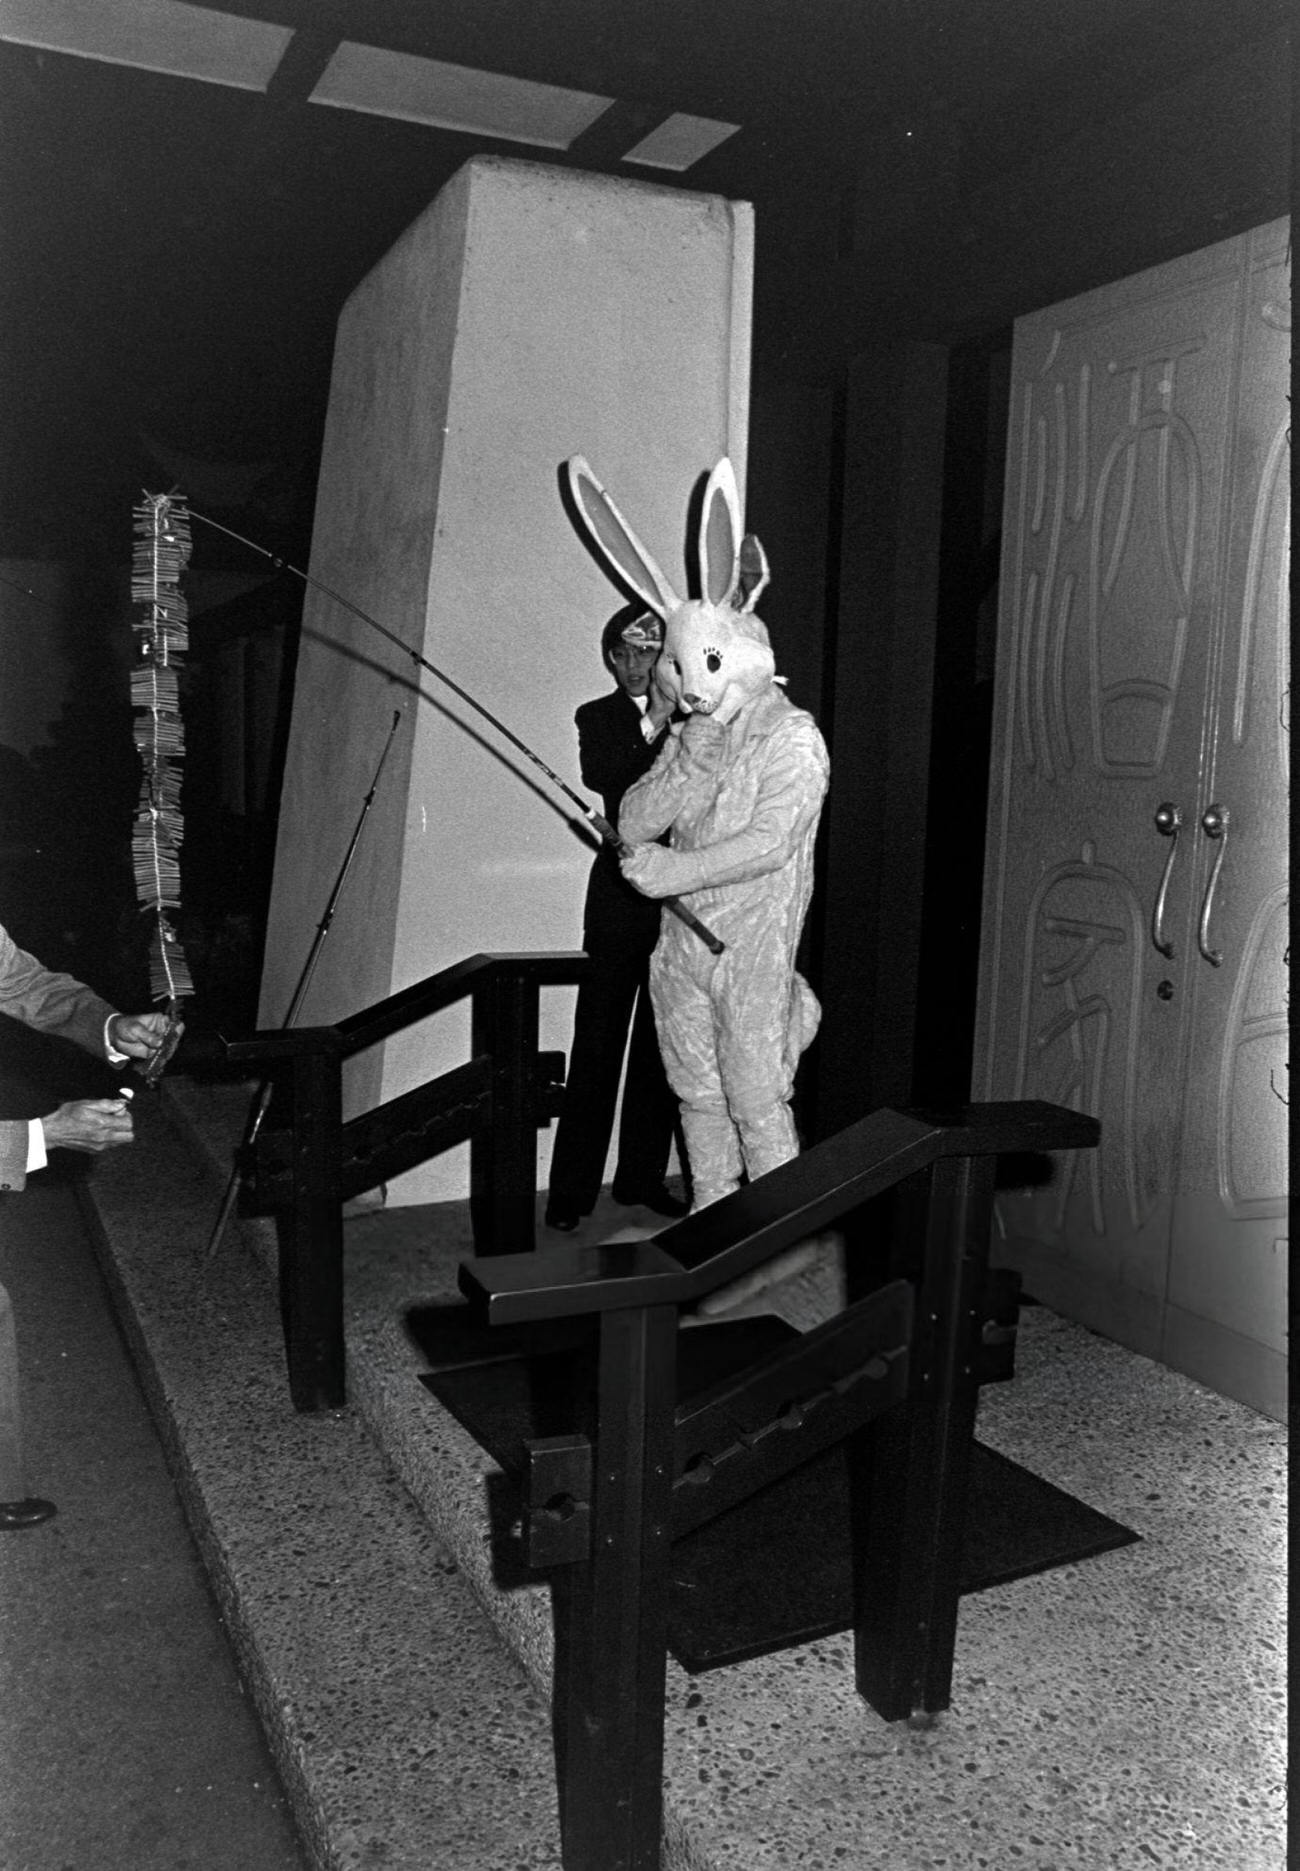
left=611, top=1181, right=690, bottom=1220
left=693, top=1237, right=828, bottom=1317
left=0, top=1496, right=57, bottom=1531
left=544, top=1206, right=582, bottom=1233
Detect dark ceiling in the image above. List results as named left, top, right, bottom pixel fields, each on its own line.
left=0, top=0, right=1290, bottom=568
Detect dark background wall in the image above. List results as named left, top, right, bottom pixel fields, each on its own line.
left=0, top=2, right=1288, bottom=1125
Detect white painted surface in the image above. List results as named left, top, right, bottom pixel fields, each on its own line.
left=262, top=155, right=752, bottom=1201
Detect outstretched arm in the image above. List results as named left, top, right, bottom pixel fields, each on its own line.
left=41, top=1097, right=135, bottom=1153
left=0, top=923, right=177, bottom=1069
left=0, top=923, right=117, bottom=1056
left=0, top=1097, right=137, bottom=1192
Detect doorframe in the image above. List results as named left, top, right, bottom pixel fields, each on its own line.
left=808, top=331, right=1012, bottom=1136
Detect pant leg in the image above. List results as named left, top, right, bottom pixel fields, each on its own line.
left=718, top=964, right=820, bottom=1185
left=649, top=951, right=740, bottom=1209
left=677, top=1101, right=743, bottom=1209
left=0, top=1278, right=25, bottom=1500
left=612, top=971, right=679, bottom=1191
left=547, top=946, right=643, bottom=1214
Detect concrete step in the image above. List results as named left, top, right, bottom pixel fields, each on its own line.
left=77, top=1080, right=564, bottom=1871
left=73, top=1074, right=1287, bottom=1871
left=148, top=1076, right=857, bottom=1871
left=78, top=1072, right=882, bottom=1871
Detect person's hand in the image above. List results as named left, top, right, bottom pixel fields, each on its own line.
left=107, top=1011, right=177, bottom=1062
left=679, top=710, right=727, bottom=758
left=41, top=1097, right=134, bottom=1154
left=620, top=843, right=686, bottom=899
left=646, top=662, right=679, bottom=731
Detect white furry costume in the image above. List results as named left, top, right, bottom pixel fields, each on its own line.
left=564, top=455, right=830, bottom=1210
left=619, top=685, right=828, bottom=1206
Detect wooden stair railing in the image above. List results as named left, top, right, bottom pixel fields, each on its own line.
left=450, top=1100, right=1098, bottom=1871
left=220, top=951, right=586, bottom=1409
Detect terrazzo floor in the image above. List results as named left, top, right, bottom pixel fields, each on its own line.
left=0, top=1168, right=306, bottom=1871
left=0, top=1075, right=1287, bottom=1871
left=345, top=1190, right=1290, bottom=1871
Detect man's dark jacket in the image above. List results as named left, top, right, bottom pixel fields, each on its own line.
left=575, top=687, right=665, bottom=950
left=546, top=685, right=675, bottom=1214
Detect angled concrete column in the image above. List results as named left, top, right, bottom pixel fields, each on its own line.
left=261, top=155, right=753, bottom=1201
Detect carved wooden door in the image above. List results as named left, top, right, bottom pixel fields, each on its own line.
left=974, top=220, right=1289, bottom=1418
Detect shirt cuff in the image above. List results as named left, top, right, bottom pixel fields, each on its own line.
left=103, top=1014, right=128, bottom=1064
left=26, top=1120, right=47, bottom=1174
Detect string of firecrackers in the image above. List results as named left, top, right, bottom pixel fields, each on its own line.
left=130, top=491, right=194, bottom=1006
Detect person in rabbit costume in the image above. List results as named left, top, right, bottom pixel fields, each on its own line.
left=565, top=457, right=829, bottom=1210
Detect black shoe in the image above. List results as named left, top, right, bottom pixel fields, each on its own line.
left=611, top=1181, right=690, bottom=1219
left=0, top=1496, right=57, bottom=1531
left=544, top=1206, right=582, bottom=1233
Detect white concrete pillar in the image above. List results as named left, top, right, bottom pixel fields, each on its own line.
left=261, top=155, right=753, bottom=1202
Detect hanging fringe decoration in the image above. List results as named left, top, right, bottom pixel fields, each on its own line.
left=130, top=491, right=193, bottom=1054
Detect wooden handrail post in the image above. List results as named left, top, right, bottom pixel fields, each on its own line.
left=281, top=1039, right=346, bottom=1411
left=469, top=963, right=543, bottom=1255
left=850, top=1148, right=997, bottom=1720
left=550, top=1302, right=678, bottom=1871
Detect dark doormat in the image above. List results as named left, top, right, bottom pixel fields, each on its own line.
left=415, top=1305, right=1140, bottom=1673
left=667, top=1437, right=1140, bottom=1671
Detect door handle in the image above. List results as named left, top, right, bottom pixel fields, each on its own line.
left=1151, top=801, right=1182, bottom=958
left=1197, top=803, right=1229, bottom=967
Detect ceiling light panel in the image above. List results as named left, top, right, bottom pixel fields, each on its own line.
left=310, top=41, right=613, bottom=149
left=0, top=0, right=292, bottom=89
left=621, top=114, right=741, bottom=171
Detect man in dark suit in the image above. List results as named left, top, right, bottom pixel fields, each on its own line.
left=544, top=608, right=687, bottom=1231
left=0, top=920, right=171, bottom=1527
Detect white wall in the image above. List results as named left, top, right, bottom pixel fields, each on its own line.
left=261, top=155, right=753, bottom=1203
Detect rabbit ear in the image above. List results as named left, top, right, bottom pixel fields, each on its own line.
left=565, top=457, right=681, bottom=619
left=697, top=459, right=743, bottom=606
left=732, top=533, right=770, bottom=612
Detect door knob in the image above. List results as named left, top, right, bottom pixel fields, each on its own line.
left=1150, top=802, right=1183, bottom=958
left=1197, top=803, right=1229, bottom=966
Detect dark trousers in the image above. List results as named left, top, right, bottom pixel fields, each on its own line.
left=547, top=944, right=679, bottom=1215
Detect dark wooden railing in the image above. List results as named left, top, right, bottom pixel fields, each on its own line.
left=220, top=968, right=1096, bottom=1867
left=453, top=1099, right=1098, bottom=1871
left=222, top=951, right=585, bottom=1409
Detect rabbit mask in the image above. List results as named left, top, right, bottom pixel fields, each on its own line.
left=566, top=457, right=773, bottom=726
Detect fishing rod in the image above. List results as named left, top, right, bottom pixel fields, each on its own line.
left=187, top=509, right=725, bottom=957
left=204, top=707, right=404, bottom=1261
